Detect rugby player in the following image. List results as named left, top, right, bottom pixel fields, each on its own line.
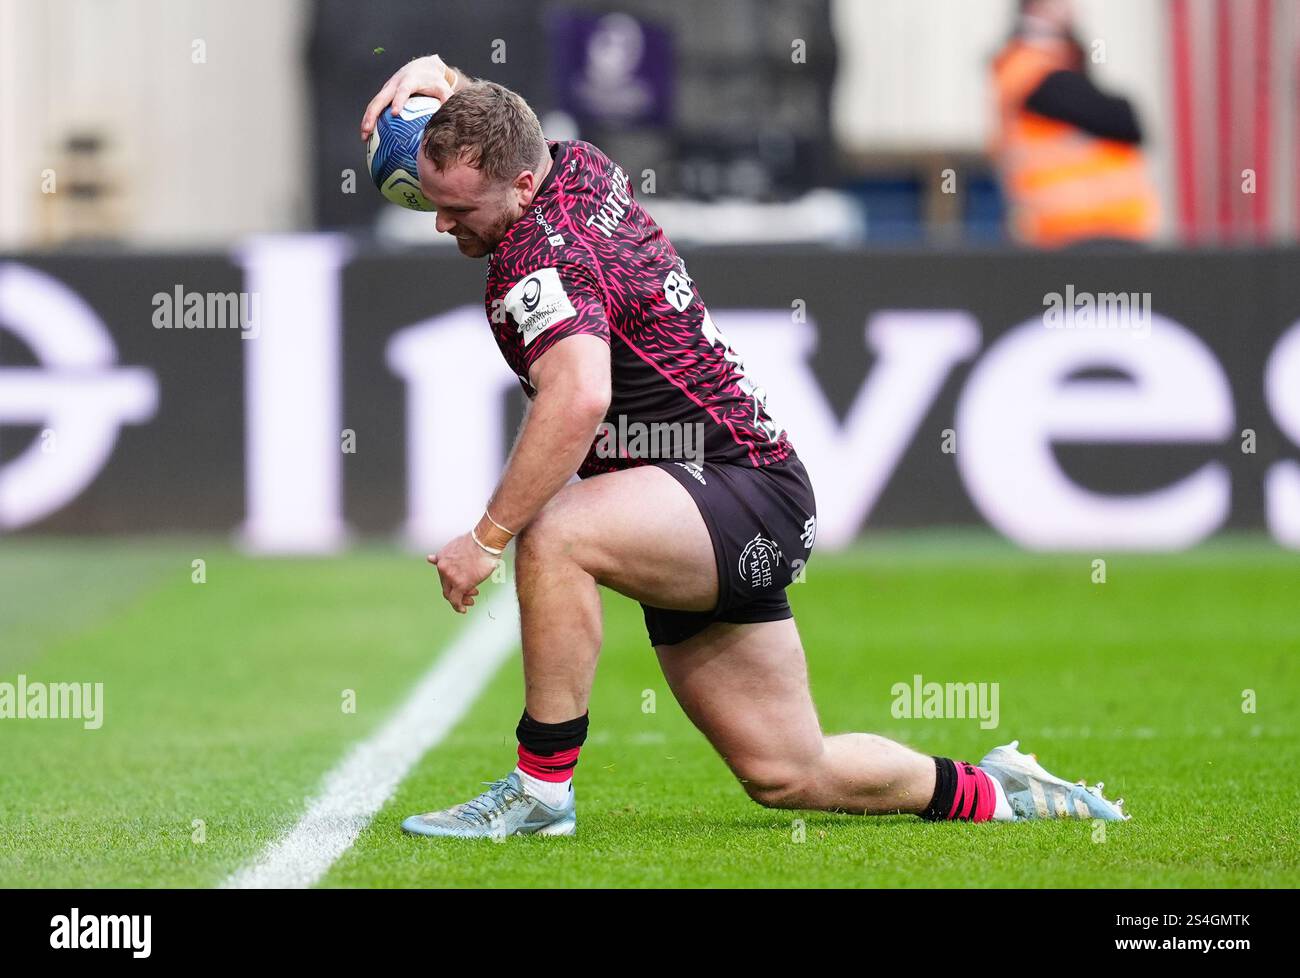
left=358, top=55, right=1128, bottom=837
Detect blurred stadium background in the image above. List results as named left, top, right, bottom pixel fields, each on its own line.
left=0, top=0, right=1297, bottom=889
left=3, top=0, right=1300, bottom=548
left=6, top=0, right=1300, bottom=247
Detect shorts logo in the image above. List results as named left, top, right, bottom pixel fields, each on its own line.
left=739, top=533, right=783, bottom=589
left=504, top=267, right=578, bottom=346
left=663, top=270, right=693, bottom=312
left=801, top=515, right=817, bottom=549
left=675, top=461, right=706, bottom=485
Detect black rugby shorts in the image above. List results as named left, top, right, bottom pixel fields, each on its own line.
left=640, top=454, right=817, bottom=647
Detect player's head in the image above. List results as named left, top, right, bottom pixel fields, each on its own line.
left=418, top=82, right=548, bottom=258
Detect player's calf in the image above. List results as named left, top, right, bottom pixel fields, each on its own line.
left=727, top=732, right=932, bottom=814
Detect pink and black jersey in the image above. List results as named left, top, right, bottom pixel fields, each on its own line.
left=484, top=139, right=793, bottom=478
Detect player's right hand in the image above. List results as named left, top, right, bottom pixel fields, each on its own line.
left=427, top=533, right=497, bottom=615
left=360, top=54, right=461, bottom=141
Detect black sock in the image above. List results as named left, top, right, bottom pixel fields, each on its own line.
left=919, top=756, right=958, bottom=821
left=919, top=755, right=997, bottom=821
left=515, top=709, right=589, bottom=779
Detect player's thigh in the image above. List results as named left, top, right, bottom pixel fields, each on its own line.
left=518, top=465, right=718, bottom=612
left=654, top=618, right=824, bottom=779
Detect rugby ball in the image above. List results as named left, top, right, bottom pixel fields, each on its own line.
left=366, top=96, right=441, bottom=211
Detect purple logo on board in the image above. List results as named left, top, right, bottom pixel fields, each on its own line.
left=548, top=11, right=674, bottom=128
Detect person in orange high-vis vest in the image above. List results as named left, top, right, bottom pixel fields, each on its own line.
left=992, top=0, right=1158, bottom=247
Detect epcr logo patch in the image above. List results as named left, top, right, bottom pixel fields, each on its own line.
left=522, top=277, right=542, bottom=312
left=738, top=533, right=783, bottom=589
left=0, top=264, right=158, bottom=529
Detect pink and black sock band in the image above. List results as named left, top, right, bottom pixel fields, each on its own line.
left=919, top=756, right=997, bottom=823
left=516, top=709, right=589, bottom=783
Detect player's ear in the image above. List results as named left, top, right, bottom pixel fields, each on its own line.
left=514, top=168, right=537, bottom=207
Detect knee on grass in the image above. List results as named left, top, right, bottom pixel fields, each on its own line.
left=735, top=760, right=815, bottom=810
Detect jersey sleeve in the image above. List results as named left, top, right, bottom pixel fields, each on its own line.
left=502, top=259, right=609, bottom=371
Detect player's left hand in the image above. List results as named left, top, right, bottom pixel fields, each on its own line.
left=360, top=53, right=460, bottom=141
left=428, top=533, right=498, bottom=614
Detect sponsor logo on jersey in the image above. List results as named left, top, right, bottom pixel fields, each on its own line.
left=504, top=267, right=578, bottom=346
left=738, top=533, right=783, bottom=589
left=663, top=269, right=693, bottom=312
left=533, top=206, right=565, bottom=248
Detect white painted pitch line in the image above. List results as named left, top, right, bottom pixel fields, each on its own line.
left=221, top=592, right=519, bottom=889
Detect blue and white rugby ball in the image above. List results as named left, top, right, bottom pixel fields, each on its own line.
left=366, top=96, right=441, bottom=211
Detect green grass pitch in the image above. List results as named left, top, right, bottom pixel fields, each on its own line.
left=0, top=535, right=1295, bottom=888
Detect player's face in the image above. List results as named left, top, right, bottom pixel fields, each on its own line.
left=418, top=156, right=522, bottom=258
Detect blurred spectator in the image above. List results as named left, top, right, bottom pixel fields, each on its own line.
left=991, top=0, right=1158, bottom=247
